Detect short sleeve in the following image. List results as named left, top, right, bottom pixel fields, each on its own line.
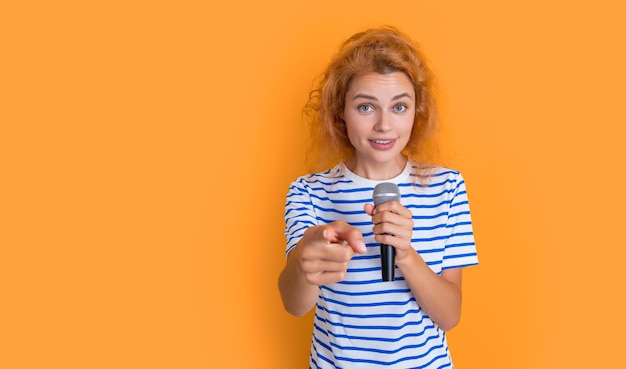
left=284, top=178, right=318, bottom=256
left=442, top=173, right=479, bottom=269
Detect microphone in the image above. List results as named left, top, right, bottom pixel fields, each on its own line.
left=373, top=182, right=401, bottom=282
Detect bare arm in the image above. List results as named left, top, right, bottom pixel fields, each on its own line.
left=395, top=252, right=462, bottom=331
left=365, top=202, right=462, bottom=331
left=278, top=221, right=367, bottom=317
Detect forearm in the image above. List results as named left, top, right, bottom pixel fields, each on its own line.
left=396, top=250, right=462, bottom=331
left=278, top=245, right=319, bottom=317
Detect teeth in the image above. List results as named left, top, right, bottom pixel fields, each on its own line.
left=373, top=140, right=392, bottom=144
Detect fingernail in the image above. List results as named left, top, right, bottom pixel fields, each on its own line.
left=357, top=240, right=366, bottom=253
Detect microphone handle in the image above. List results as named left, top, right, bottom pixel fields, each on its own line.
left=380, top=244, right=395, bottom=281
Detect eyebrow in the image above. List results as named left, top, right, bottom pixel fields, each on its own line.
left=352, top=92, right=413, bottom=101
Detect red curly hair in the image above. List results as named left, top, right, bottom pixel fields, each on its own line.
left=304, top=26, right=441, bottom=176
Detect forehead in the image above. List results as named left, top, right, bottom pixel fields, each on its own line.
left=346, top=72, right=414, bottom=96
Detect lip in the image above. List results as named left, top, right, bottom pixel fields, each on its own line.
left=368, top=138, right=397, bottom=150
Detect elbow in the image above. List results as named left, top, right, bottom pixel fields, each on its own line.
left=438, top=320, right=459, bottom=332
left=284, top=304, right=309, bottom=318
left=281, top=296, right=313, bottom=317
left=278, top=264, right=317, bottom=317
left=437, top=313, right=461, bottom=332
left=278, top=280, right=313, bottom=317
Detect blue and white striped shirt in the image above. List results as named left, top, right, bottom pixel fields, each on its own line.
left=284, top=161, right=478, bottom=368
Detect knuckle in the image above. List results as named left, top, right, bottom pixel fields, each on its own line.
left=303, top=226, right=317, bottom=237
left=305, top=274, right=318, bottom=285
left=298, top=259, right=313, bottom=273
left=299, top=245, right=313, bottom=259
left=339, top=248, right=353, bottom=261
left=337, top=270, right=347, bottom=281
left=348, top=228, right=361, bottom=239
left=334, top=220, right=347, bottom=228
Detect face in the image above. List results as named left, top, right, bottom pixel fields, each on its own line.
left=342, top=72, right=415, bottom=179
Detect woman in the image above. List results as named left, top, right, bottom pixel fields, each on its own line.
left=278, top=26, right=478, bottom=368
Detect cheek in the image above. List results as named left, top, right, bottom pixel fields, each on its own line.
left=344, top=123, right=359, bottom=146
left=343, top=113, right=357, bottom=136
left=401, top=117, right=415, bottom=134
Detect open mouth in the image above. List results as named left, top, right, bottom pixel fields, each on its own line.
left=370, top=139, right=394, bottom=144
left=368, top=138, right=397, bottom=150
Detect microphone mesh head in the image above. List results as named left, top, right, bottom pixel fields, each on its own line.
left=373, top=182, right=401, bottom=206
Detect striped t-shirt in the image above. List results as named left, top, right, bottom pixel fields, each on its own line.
left=284, top=161, right=478, bottom=369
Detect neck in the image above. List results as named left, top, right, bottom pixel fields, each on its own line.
left=345, top=156, right=408, bottom=180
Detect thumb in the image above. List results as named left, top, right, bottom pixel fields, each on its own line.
left=364, top=203, right=376, bottom=216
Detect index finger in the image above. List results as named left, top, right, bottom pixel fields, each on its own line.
left=323, top=221, right=367, bottom=254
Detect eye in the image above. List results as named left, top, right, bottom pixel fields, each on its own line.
left=393, top=104, right=407, bottom=112
left=358, top=104, right=374, bottom=113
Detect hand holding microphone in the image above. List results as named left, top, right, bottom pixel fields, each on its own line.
left=366, top=183, right=414, bottom=282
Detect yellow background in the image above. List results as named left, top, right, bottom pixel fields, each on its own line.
left=2, top=1, right=625, bottom=368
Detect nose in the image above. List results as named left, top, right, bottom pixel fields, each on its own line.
left=374, top=111, right=391, bottom=132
